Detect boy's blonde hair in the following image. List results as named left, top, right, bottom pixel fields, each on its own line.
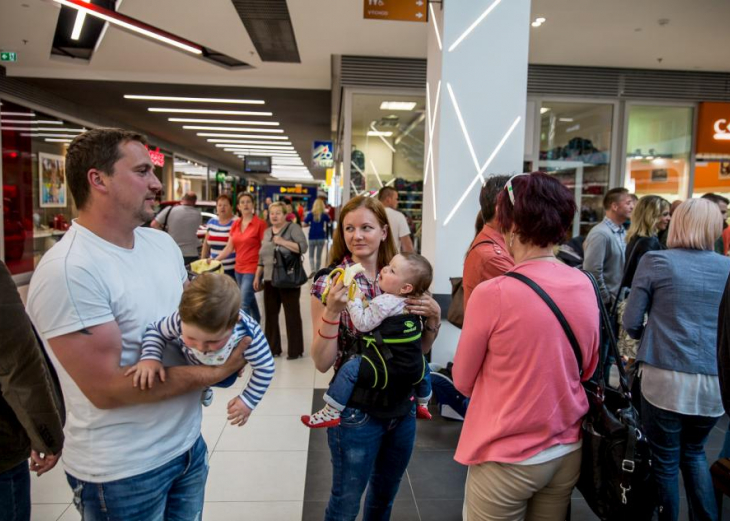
left=667, top=198, right=722, bottom=251
left=179, top=273, right=240, bottom=333
left=400, top=252, right=433, bottom=296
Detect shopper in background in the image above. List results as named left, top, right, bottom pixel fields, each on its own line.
left=304, top=198, right=331, bottom=275
left=0, top=261, right=65, bottom=521
left=624, top=198, right=730, bottom=521
left=454, top=172, right=599, bottom=521
left=583, top=187, right=635, bottom=307
left=200, top=193, right=236, bottom=278
left=296, top=202, right=305, bottom=223
left=378, top=186, right=414, bottom=253
left=701, top=193, right=729, bottom=255
left=284, top=200, right=298, bottom=224
left=310, top=195, right=441, bottom=521
left=211, top=193, right=266, bottom=323
left=255, top=202, right=308, bottom=359
left=151, top=191, right=202, bottom=266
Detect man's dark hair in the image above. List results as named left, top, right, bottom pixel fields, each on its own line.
left=702, top=193, right=730, bottom=206
left=377, top=186, right=397, bottom=202
left=479, top=175, right=511, bottom=223
left=66, top=128, right=147, bottom=210
left=603, top=187, right=629, bottom=211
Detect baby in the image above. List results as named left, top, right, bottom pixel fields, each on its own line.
left=302, top=252, right=433, bottom=428
left=126, top=273, right=275, bottom=426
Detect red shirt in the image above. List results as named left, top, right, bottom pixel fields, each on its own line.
left=229, top=216, right=266, bottom=274
left=462, top=224, right=515, bottom=308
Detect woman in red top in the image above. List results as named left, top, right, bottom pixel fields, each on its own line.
left=212, top=193, right=266, bottom=322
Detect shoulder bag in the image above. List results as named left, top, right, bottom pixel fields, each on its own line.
left=504, top=270, right=656, bottom=521
left=447, top=240, right=495, bottom=328
left=271, top=224, right=308, bottom=289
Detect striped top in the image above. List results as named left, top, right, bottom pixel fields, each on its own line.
left=140, top=310, right=275, bottom=410
left=205, top=217, right=235, bottom=275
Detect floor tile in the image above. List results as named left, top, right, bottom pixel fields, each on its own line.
left=202, top=501, right=302, bottom=521
left=201, top=414, right=228, bottom=451
left=31, top=504, right=70, bottom=521
left=416, top=499, right=465, bottom=521
left=253, top=388, right=314, bottom=416
left=314, top=367, right=335, bottom=389
left=205, top=451, right=307, bottom=502
left=216, top=415, right=310, bottom=451
left=302, top=449, right=334, bottom=501
left=414, top=414, right=464, bottom=451
left=57, top=506, right=80, bottom=521
left=30, top=465, right=73, bottom=504
left=407, top=451, right=467, bottom=501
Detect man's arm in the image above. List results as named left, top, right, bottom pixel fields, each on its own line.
left=48, top=320, right=248, bottom=410
left=582, top=232, right=611, bottom=305
left=150, top=207, right=170, bottom=230
left=399, top=235, right=414, bottom=253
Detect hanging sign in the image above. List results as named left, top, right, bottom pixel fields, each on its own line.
left=312, top=140, right=334, bottom=168
left=146, top=146, right=165, bottom=167
left=696, top=102, right=730, bottom=159
left=363, top=0, right=427, bottom=22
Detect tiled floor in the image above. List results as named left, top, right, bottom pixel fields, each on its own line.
left=24, top=271, right=730, bottom=520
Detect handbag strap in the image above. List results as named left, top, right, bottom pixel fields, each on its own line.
left=504, top=272, right=583, bottom=377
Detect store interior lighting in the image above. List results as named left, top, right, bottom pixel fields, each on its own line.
left=182, top=126, right=283, bottom=133
left=367, top=130, right=394, bottom=137
left=169, top=118, right=279, bottom=126
left=379, top=102, right=417, bottom=111
left=195, top=133, right=289, bottom=141
left=125, top=95, right=264, bottom=104
left=208, top=141, right=294, bottom=149
left=69, top=0, right=90, bottom=40
left=150, top=108, right=272, bottom=116
left=0, top=112, right=36, bottom=117
left=531, top=16, right=547, bottom=28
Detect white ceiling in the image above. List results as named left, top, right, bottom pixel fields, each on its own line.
left=2, top=0, right=729, bottom=91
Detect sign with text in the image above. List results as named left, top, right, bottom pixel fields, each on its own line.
left=146, top=146, right=165, bottom=167
left=0, top=51, right=17, bottom=62
left=312, top=140, right=334, bottom=168
left=363, top=0, right=427, bottom=22
left=697, top=102, right=730, bottom=159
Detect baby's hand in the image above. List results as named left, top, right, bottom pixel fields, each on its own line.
left=124, top=359, right=166, bottom=390
left=227, top=396, right=253, bottom=427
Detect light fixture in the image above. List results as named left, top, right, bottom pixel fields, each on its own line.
left=195, top=133, right=289, bottom=141
left=208, top=140, right=294, bottom=149
left=0, top=119, right=39, bottom=125
left=0, top=112, right=35, bottom=117
left=429, top=2, right=442, bottom=51
left=449, top=0, right=502, bottom=52
left=558, top=118, right=574, bottom=122
left=369, top=123, right=396, bottom=153
left=379, top=102, right=417, bottom=111
left=150, top=108, right=272, bottom=116
left=169, top=118, right=279, bottom=126
left=540, top=107, right=550, bottom=114
left=20, top=133, right=83, bottom=138
left=182, top=126, right=283, bottom=133
left=531, top=16, right=546, bottom=27
left=367, top=130, right=394, bottom=137
left=70, top=0, right=90, bottom=40
left=53, top=0, right=204, bottom=54
left=224, top=148, right=298, bottom=154
left=125, top=95, right=264, bottom=105
left=45, top=138, right=74, bottom=143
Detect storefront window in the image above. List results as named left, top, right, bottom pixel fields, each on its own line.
left=624, top=105, right=693, bottom=202
left=539, top=101, right=614, bottom=237
left=1, top=100, right=84, bottom=276
left=171, top=158, right=208, bottom=201
left=348, top=92, right=426, bottom=250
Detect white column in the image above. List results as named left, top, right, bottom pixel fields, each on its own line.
left=422, top=0, right=531, bottom=296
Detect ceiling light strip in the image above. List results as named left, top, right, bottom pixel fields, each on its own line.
left=53, top=0, right=204, bottom=54
left=169, top=118, right=279, bottom=126
left=182, top=126, right=283, bottom=133
left=70, top=0, right=90, bottom=40
left=196, top=133, right=289, bottom=141
left=151, top=108, right=271, bottom=116
left=446, top=83, right=484, bottom=183
left=429, top=2, right=443, bottom=51
left=125, top=95, right=264, bottom=104
left=448, top=0, right=502, bottom=52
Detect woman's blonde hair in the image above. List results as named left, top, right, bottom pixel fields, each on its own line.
left=329, top=196, right=397, bottom=270
left=626, top=195, right=670, bottom=243
left=268, top=201, right=286, bottom=216
left=179, top=273, right=240, bottom=333
left=312, top=198, right=325, bottom=223
left=667, top=198, right=722, bottom=251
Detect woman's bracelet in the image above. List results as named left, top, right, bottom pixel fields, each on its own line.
left=321, top=316, right=339, bottom=325
left=317, top=329, right=338, bottom=340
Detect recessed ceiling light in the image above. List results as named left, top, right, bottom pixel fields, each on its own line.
left=0, top=119, right=39, bottom=125
left=208, top=140, right=294, bottom=148
left=149, top=108, right=272, bottom=116
left=379, top=102, right=417, bottom=111
left=0, top=112, right=35, bottom=117
left=20, top=133, right=83, bottom=138
left=169, top=118, right=279, bottom=126
left=558, top=118, right=574, bottom=123
left=531, top=17, right=546, bottom=27
left=367, top=130, right=393, bottom=137
left=540, top=107, right=550, bottom=114
left=224, top=147, right=298, bottom=154
left=45, top=138, right=74, bottom=143
left=126, top=95, right=265, bottom=104
left=182, top=126, right=283, bottom=133
left=195, top=133, right=289, bottom=141
left=70, top=0, right=90, bottom=40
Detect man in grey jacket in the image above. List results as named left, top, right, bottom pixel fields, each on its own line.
left=583, top=187, right=635, bottom=306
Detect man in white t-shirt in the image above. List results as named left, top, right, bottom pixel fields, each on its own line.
left=26, top=129, right=248, bottom=520
left=151, top=191, right=202, bottom=265
left=378, top=186, right=414, bottom=253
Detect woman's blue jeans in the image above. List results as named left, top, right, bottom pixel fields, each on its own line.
left=309, top=239, right=326, bottom=273
left=235, top=272, right=260, bottom=323
left=640, top=395, right=719, bottom=521
left=66, top=436, right=208, bottom=521
left=325, top=405, right=416, bottom=521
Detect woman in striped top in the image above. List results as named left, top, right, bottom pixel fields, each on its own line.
left=201, top=194, right=236, bottom=277
left=127, top=273, right=275, bottom=427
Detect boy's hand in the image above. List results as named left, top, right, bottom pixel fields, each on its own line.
left=124, top=359, right=166, bottom=390
left=227, top=396, right=253, bottom=427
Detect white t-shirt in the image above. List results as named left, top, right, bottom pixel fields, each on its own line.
left=26, top=222, right=201, bottom=483
left=385, top=207, right=410, bottom=252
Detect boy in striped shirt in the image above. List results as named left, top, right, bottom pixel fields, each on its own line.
left=126, top=273, right=275, bottom=426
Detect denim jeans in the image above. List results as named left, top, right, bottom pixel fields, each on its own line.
left=309, top=239, right=326, bottom=273
left=66, top=435, right=208, bottom=521
left=0, top=460, right=30, bottom=521
left=325, top=405, right=416, bottom=521
left=640, top=395, right=719, bottom=521
left=235, top=272, right=260, bottom=323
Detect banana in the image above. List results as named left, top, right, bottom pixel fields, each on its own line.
left=321, top=263, right=366, bottom=304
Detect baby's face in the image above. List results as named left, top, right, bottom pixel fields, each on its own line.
left=378, top=255, right=412, bottom=296
left=180, top=322, right=233, bottom=354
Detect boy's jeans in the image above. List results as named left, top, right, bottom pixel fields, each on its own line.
left=66, top=435, right=208, bottom=521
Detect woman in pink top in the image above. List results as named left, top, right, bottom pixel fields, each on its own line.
left=453, top=172, right=600, bottom=521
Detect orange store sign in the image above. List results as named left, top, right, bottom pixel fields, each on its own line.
left=363, top=0, right=427, bottom=22
left=696, top=102, right=730, bottom=158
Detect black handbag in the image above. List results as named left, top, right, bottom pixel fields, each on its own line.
left=504, top=271, right=656, bottom=521
left=271, top=225, right=307, bottom=289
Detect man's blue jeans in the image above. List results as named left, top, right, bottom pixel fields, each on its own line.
left=640, top=395, right=719, bottom=521
left=66, top=435, right=208, bottom=521
left=235, top=272, right=260, bottom=323
left=325, top=405, right=416, bottom=521
left=0, top=460, right=30, bottom=521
